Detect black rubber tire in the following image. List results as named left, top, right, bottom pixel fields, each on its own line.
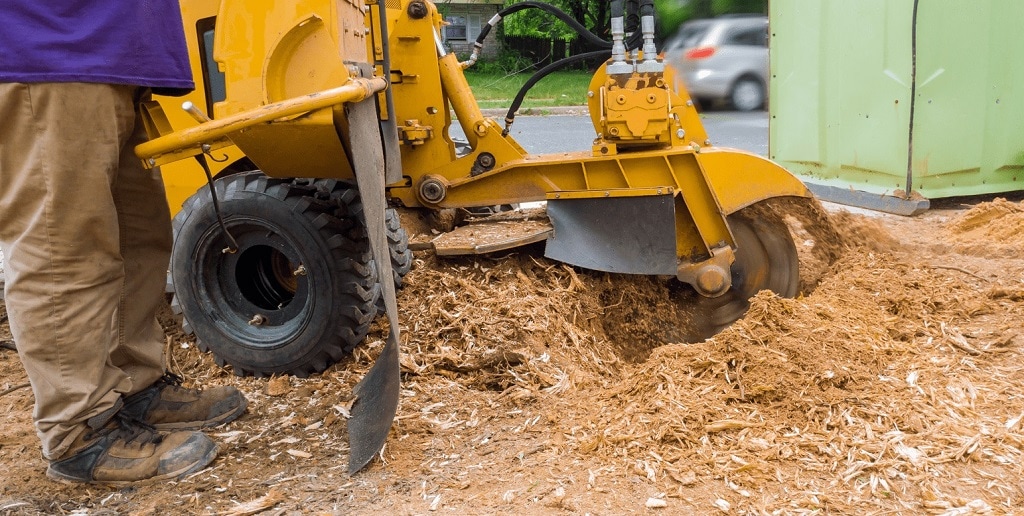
left=314, top=179, right=412, bottom=312
left=729, top=76, right=765, bottom=112
left=382, top=204, right=413, bottom=287
left=688, top=205, right=799, bottom=339
left=170, top=172, right=378, bottom=377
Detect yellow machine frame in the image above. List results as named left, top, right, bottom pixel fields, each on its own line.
left=142, top=0, right=808, bottom=277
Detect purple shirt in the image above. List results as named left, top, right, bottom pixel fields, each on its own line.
left=0, top=1, right=194, bottom=92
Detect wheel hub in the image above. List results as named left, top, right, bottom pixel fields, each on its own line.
left=235, top=244, right=299, bottom=311
left=683, top=207, right=799, bottom=339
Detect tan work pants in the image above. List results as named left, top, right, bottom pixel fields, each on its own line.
left=0, top=83, right=170, bottom=460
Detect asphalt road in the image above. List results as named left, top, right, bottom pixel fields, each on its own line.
left=454, top=110, right=769, bottom=156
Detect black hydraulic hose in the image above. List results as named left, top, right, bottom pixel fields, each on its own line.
left=636, top=0, right=654, bottom=50
left=474, top=0, right=655, bottom=133
left=639, top=0, right=654, bottom=17
left=624, top=0, right=644, bottom=50
left=611, top=0, right=643, bottom=51
left=626, top=32, right=642, bottom=50
left=194, top=153, right=239, bottom=254
left=625, top=0, right=639, bottom=31
left=502, top=49, right=611, bottom=134
left=475, top=1, right=611, bottom=50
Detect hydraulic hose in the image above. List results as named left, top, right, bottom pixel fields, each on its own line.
left=477, top=1, right=611, bottom=50
left=502, top=49, right=611, bottom=134
left=464, top=1, right=658, bottom=130
left=462, top=0, right=646, bottom=68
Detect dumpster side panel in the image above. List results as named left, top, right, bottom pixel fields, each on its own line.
left=912, top=0, right=1024, bottom=197
left=769, top=0, right=913, bottom=195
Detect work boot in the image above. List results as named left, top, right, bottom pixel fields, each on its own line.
left=47, top=402, right=218, bottom=485
left=122, top=372, right=248, bottom=430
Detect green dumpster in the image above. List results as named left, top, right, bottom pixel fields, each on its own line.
left=769, top=0, right=1024, bottom=215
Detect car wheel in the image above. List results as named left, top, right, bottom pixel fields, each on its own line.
left=730, top=77, right=765, bottom=112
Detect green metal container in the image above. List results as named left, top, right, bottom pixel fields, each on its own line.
left=769, top=0, right=1024, bottom=214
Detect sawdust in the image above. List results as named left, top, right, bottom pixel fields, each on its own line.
left=3, top=198, right=1024, bottom=514
left=947, top=197, right=1024, bottom=258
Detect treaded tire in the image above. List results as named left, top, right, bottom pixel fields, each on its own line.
left=384, top=207, right=413, bottom=287
left=170, top=172, right=378, bottom=377
left=314, top=180, right=412, bottom=318
left=316, top=179, right=412, bottom=288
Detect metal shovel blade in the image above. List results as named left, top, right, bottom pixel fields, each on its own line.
left=345, top=97, right=402, bottom=475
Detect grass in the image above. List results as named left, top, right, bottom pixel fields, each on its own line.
left=463, top=69, right=593, bottom=110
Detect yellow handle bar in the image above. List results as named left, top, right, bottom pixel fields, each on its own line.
left=135, top=77, right=388, bottom=168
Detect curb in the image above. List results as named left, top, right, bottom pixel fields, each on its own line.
left=479, top=105, right=587, bottom=117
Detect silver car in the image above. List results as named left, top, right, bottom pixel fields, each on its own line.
left=664, top=15, right=769, bottom=111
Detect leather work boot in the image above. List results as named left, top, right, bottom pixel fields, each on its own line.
left=122, top=372, right=248, bottom=430
left=47, top=402, right=218, bottom=485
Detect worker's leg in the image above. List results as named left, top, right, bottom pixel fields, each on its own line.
left=0, top=82, right=141, bottom=460
left=111, top=92, right=249, bottom=431
left=108, top=89, right=172, bottom=391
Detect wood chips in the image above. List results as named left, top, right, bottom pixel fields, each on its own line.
left=2, top=198, right=1024, bottom=514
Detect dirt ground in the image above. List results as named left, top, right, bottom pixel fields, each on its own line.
left=3, top=195, right=1024, bottom=515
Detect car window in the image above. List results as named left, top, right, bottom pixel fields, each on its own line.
left=725, top=26, right=767, bottom=47
left=677, top=22, right=712, bottom=48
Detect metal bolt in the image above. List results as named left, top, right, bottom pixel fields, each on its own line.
left=420, top=178, right=447, bottom=203
left=248, top=314, right=266, bottom=326
left=292, top=264, right=307, bottom=276
left=587, top=91, right=595, bottom=98
left=407, top=1, right=428, bottom=19
left=686, top=100, right=693, bottom=107
left=148, top=158, right=156, bottom=167
left=676, top=129, right=685, bottom=138
left=476, top=152, right=495, bottom=169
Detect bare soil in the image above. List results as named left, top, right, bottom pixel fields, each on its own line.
left=3, top=197, right=1024, bottom=515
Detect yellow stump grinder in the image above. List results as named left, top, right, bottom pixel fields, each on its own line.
left=136, top=0, right=820, bottom=473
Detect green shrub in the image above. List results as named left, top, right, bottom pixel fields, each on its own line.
left=472, top=49, right=534, bottom=75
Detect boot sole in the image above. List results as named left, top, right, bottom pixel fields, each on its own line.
left=45, top=442, right=219, bottom=487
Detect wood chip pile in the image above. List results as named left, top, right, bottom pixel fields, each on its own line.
left=3, top=199, right=1024, bottom=514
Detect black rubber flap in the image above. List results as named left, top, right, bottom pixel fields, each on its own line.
left=346, top=98, right=402, bottom=475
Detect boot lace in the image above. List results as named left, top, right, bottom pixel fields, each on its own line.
left=156, top=372, right=186, bottom=388
left=85, top=410, right=165, bottom=447
left=156, top=371, right=202, bottom=397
